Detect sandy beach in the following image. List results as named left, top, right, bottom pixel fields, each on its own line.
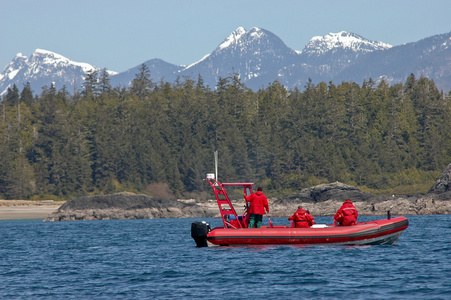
left=0, top=200, right=63, bottom=220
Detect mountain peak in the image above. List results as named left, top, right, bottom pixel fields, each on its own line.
left=182, top=26, right=298, bottom=87
left=0, top=49, right=117, bottom=96
left=29, top=49, right=99, bottom=74
left=217, top=27, right=247, bottom=51
left=34, top=48, right=59, bottom=56
left=303, top=31, right=392, bottom=55
left=15, top=52, right=27, bottom=59
left=214, top=27, right=291, bottom=54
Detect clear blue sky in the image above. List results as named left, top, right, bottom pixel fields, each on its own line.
left=1, top=0, right=450, bottom=73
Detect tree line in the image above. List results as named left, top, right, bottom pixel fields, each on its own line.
left=1, top=64, right=450, bottom=200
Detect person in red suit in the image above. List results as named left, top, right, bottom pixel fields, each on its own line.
left=334, top=199, right=358, bottom=226
left=244, top=187, right=269, bottom=228
left=288, top=205, right=315, bottom=228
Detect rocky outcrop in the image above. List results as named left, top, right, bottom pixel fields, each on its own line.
left=429, top=163, right=451, bottom=194
left=280, top=182, right=374, bottom=204
left=45, top=163, right=451, bottom=221
left=270, top=165, right=451, bottom=217
left=44, top=192, right=216, bottom=221
left=270, top=194, right=451, bottom=217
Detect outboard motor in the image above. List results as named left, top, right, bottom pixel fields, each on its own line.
left=191, top=221, right=211, bottom=247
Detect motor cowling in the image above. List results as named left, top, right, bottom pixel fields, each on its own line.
left=191, top=221, right=211, bottom=247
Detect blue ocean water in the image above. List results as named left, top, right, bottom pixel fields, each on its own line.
left=0, top=215, right=450, bottom=299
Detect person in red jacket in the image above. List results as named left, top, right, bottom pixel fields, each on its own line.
left=244, top=187, right=269, bottom=228
left=288, top=205, right=315, bottom=228
left=334, top=199, right=358, bottom=226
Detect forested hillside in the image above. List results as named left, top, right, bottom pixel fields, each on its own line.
left=1, top=64, right=450, bottom=200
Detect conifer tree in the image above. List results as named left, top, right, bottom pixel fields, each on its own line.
left=130, top=63, right=153, bottom=100
left=20, top=82, right=34, bottom=106
left=5, top=84, right=20, bottom=106
left=82, top=69, right=99, bottom=99
left=99, top=68, right=112, bottom=95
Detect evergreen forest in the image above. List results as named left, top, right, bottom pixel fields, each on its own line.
left=1, top=64, right=450, bottom=200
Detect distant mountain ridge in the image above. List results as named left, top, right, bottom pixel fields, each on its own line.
left=302, top=31, right=392, bottom=55
left=339, top=31, right=451, bottom=90
left=1, top=28, right=450, bottom=96
left=0, top=49, right=118, bottom=96
left=299, top=31, right=392, bottom=75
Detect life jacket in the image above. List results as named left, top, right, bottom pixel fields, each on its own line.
left=289, top=208, right=314, bottom=228
left=334, top=200, right=358, bottom=226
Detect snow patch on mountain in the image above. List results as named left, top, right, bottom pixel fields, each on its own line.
left=183, top=53, right=211, bottom=70
left=30, top=49, right=91, bottom=73
left=249, top=27, right=264, bottom=39
left=8, top=69, right=19, bottom=80
left=217, top=27, right=246, bottom=51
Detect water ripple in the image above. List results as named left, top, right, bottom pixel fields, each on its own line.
left=0, top=216, right=450, bottom=299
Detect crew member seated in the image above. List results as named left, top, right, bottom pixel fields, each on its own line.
left=334, top=199, right=358, bottom=226
left=225, top=215, right=239, bottom=228
left=288, top=205, right=314, bottom=228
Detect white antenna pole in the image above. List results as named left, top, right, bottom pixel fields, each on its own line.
left=214, top=150, right=218, bottom=181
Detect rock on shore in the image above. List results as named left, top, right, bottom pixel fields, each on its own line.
left=429, top=163, right=451, bottom=194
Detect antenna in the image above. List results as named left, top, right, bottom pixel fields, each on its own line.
left=73, top=76, right=76, bottom=96
left=214, top=150, right=218, bottom=181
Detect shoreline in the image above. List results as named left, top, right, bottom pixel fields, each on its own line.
left=0, top=200, right=63, bottom=220
left=1, top=196, right=450, bottom=221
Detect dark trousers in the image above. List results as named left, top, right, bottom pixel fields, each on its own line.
left=248, top=214, right=263, bottom=228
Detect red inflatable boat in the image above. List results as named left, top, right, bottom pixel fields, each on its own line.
left=191, top=175, right=408, bottom=247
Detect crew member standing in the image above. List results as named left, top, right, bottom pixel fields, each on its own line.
left=288, top=205, right=315, bottom=228
left=334, top=199, right=358, bottom=226
left=244, top=187, right=269, bottom=228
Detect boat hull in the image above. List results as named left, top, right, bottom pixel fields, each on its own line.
left=206, top=216, right=408, bottom=246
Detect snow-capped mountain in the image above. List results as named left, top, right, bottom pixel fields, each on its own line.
left=1, top=28, right=450, bottom=96
left=106, top=27, right=302, bottom=91
left=301, top=31, right=392, bottom=56
left=296, top=31, right=392, bottom=77
left=177, top=27, right=301, bottom=89
left=0, top=49, right=117, bottom=96
left=338, top=31, right=451, bottom=89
